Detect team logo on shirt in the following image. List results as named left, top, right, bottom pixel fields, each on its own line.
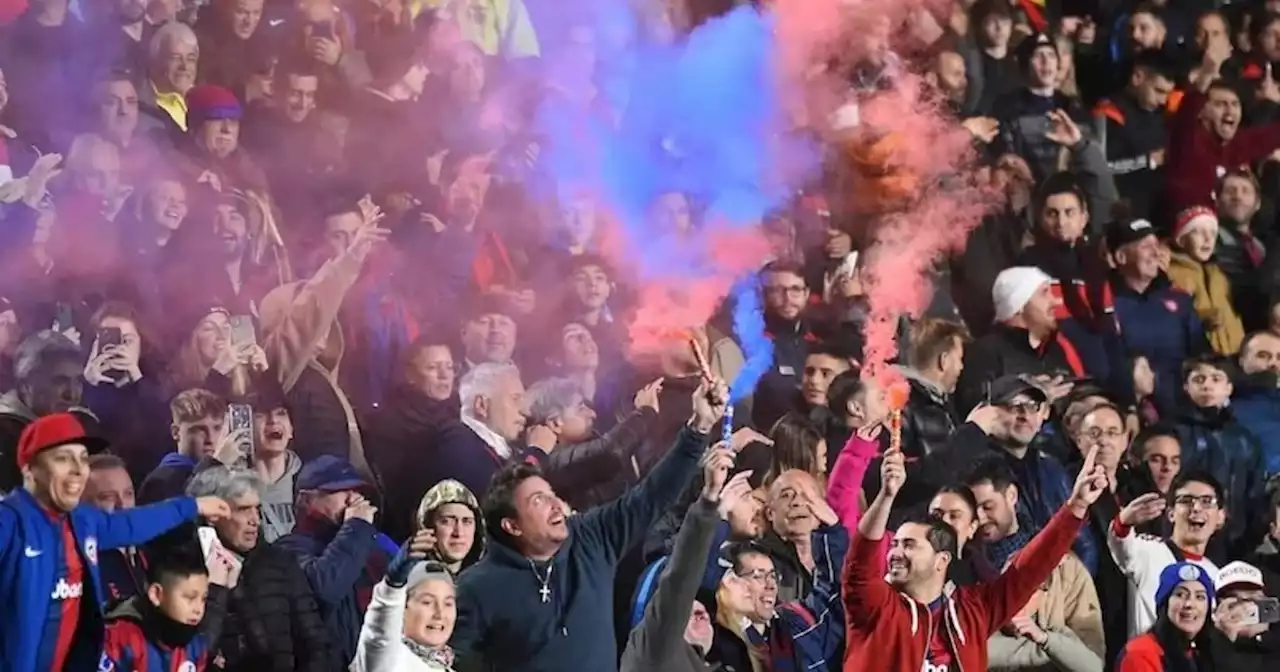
left=84, top=536, right=98, bottom=566
left=51, top=578, right=83, bottom=600
left=1163, top=300, right=1179, bottom=313
left=177, top=663, right=196, bottom=672
left=922, top=664, right=949, bottom=672
left=98, top=654, right=115, bottom=671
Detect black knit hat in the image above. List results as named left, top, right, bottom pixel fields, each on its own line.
left=1015, top=32, right=1058, bottom=74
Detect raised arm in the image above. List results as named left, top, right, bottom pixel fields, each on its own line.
left=843, top=440, right=904, bottom=627
left=978, top=446, right=1104, bottom=633
left=94, top=496, right=215, bottom=550
left=827, top=427, right=880, bottom=535
left=621, top=457, right=742, bottom=669
left=277, top=517, right=380, bottom=607
left=573, top=378, right=726, bottom=562
left=354, top=531, right=436, bottom=672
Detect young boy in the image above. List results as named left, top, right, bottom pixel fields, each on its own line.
left=1174, top=354, right=1267, bottom=556
left=1167, top=206, right=1246, bottom=355
left=102, top=550, right=229, bottom=671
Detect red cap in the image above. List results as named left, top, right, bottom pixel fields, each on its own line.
left=17, top=413, right=108, bottom=470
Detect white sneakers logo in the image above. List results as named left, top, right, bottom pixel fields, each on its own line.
left=24, top=546, right=42, bottom=558
left=50, top=578, right=83, bottom=600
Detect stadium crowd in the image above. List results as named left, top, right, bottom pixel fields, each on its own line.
left=2, top=0, right=1280, bottom=670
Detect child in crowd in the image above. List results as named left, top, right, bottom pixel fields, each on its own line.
left=102, top=550, right=231, bottom=671
left=1173, top=354, right=1267, bottom=557
left=1167, top=206, right=1245, bottom=355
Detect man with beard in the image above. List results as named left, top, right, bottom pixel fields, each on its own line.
left=1215, top=169, right=1269, bottom=329
left=0, top=331, right=91, bottom=490
left=1166, top=79, right=1280, bottom=211
left=842, top=420, right=1108, bottom=671
left=1108, top=470, right=1226, bottom=638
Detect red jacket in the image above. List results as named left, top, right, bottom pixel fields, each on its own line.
left=1165, top=89, right=1280, bottom=211
left=841, top=505, right=1085, bottom=671
left=1116, top=631, right=1173, bottom=671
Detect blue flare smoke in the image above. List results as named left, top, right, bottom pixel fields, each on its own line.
left=538, top=4, right=813, bottom=395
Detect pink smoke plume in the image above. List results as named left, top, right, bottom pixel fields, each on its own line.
left=772, top=0, right=1001, bottom=385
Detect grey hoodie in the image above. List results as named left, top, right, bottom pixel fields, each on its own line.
left=259, top=451, right=303, bottom=543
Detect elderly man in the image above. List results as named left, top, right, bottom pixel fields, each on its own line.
left=186, top=465, right=336, bottom=671
left=521, top=376, right=662, bottom=510
left=0, top=331, right=89, bottom=491
left=141, top=21, right=198, bottom=131
left=83, top=454, right=147, bottom=606
left=428, top=363, right=527, bottom=498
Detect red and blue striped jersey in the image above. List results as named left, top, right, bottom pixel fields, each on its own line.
left=102, top=618, right=211, bottom=672
left=38, top=510, right=85, bottom=672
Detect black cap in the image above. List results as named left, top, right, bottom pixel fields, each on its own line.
left=1016, top=32, right=1058, bottom=73
left=987, top=375, right=1049, bottom=406
left=1105, top=218, right=1157, bottom=251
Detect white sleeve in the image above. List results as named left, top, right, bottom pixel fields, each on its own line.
left=350, top=580, right=406, bottom=672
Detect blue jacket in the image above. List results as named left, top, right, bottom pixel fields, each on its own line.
left=1113, top=274, right=1207, bottom=416
left=1174, top=405, right=1269, bottom=554
left=1006, top=449, right=1099, bottom=576
left=0, top=489, right=199, bottom=672
left=775, top=523, right=849, bottom=671
left=1232, top=385, right=1280, bottom=476
left=274, top=515, right=391, bottom=664
left=452, top=426, right=708, bottom=671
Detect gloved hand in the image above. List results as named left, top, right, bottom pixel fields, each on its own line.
left=386, top=528, right=436, bottom=587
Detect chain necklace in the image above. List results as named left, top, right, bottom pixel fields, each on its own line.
left=529, top=559, right=553, bottom=604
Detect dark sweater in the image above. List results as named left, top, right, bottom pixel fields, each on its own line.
left=450, top=425, right=710, bottom=671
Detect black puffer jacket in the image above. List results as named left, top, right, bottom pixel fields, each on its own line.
left=898, top=368, right=957, bottom=459
left=215, top=542, right=337, bottom=672
left=520, top=407, right=658, bottom=511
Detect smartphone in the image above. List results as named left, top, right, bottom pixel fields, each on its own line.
left=228, top=403, right=254, bottom=464
left=229, top=315, right=256, bottom=349
left=309, top=20, right=335, bottom=40
left=97, top=327, right=126, bottom=382
left=1241, top=597, right=1280, bottom=626
left=198, top=526, right=218, bottom=561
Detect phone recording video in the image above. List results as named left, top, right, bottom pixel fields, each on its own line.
left=228, top=403, right=255, bottom=464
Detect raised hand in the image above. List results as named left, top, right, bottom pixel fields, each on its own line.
left=1045, top=109, right=1083, bottom=147
left=880, top=442, right=906, bottom=499
left=633, top=378, right=664, bottom=413
left=1068, top=445, right=1108, bottom=516
left=1117, top=492, right=1166, bottom=528
left=689, top=376, right=729, bottom=434
left=344, top=495, right=378, bottom=524
left=700, top=442, right=735, bottom=502
left=196, top=496, right=232, bottom=521
left=386, top=529, right=436, bottom=587
left=716, top=470, right=754, bottom=520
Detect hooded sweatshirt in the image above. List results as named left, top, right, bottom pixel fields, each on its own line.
left=258, top=450, right=303, bottom=543
left=451, top=426, right=708, bottom=671
left=416, top=479, right=486, bottom=573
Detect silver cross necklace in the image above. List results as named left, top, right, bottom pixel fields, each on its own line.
left=529, top=559, right=553, bottom=604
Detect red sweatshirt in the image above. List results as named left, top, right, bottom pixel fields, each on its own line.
left=841, top=505, right=1085, bottom=671
left=1165, top=89, right=1280, bottom=211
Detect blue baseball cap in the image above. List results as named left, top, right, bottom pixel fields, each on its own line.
left=296, top=455, right=368, bottom=493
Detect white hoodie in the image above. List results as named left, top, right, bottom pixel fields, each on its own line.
left=350, top=580, right=454, bottom=672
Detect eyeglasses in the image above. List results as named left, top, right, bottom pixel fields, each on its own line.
left=1173, top=495, right=1219, bottom=509
left=1078, top=427, right=1125, bottom=441
left=1003, top=401, right=1043, bottom=416
left=737, top=568, right=781, bottom=585
left=764, top=285, right=807, bottom=298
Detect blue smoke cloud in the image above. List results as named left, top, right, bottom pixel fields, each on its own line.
left=536, top=4, right=815, bottom=396
left=728, top=275, right=775, bottom=403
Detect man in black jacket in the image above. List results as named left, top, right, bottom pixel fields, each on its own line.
left=1093, top=52, right=1175, bottom=219
left=186, top=465, right=336, bottom=671
left=899, top=317, right=968, bottom=458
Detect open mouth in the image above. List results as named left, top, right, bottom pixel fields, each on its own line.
left=888, top=559, right=908, bottom=572
left=787, top=512, right=813, bottom=523
left=1187, top=518, right=1207, bottom=532
left=266, top=429, right=285, bottom=441
left=549, top=512, right=566, bottom=526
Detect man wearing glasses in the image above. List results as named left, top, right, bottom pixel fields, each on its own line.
left=753, top=261, right=820, bottom=430
left=1108, top=470, right=1226, bottom=638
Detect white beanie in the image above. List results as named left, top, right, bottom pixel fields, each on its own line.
left=992, top=266, right=1053, bottom=323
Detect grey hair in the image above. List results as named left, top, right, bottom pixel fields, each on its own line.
left=458, top=362, right=521, bottom=419
left=14, top=330, right=81, bottom=382
left=525, top=377, right=583, bottom=425
left=186, top=465, right=264, bottom=501
left=149, top=21, right=198, bottom=62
